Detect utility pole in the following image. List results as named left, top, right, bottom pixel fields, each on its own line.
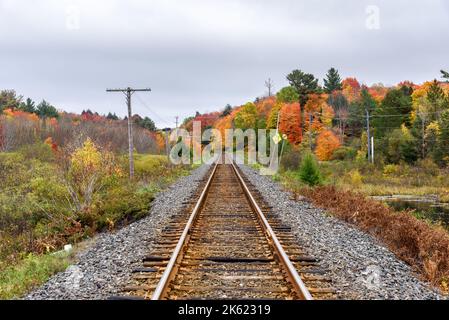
left=272, top=108, right=282, bottom=166
left=175, top=116, right=179, bottom=129
left=276, top=108, right=281, bottom=133
left=265, top=78, right=274, bottom=97
left=162, top=128, right=171, bottom=164
left=366, top=108, right=372, bottom=163
left=106, top=87, right=151, bottom=179
left=309, top=113, right=313, bottom=151
left=421, top=115, right=426, bottom=159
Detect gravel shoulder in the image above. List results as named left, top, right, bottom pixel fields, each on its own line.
left=26, top=165, right=210, bottom=300
left=238, top=164, right=444, bottom=300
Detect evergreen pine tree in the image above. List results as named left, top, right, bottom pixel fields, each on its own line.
left=298, top=153, right=322, bottom=186
left=221, top=104, right=233, bottom=117
left=286, top=70, right=320, bottom=106
left=441, top=70, right=449, bottom=82
left=19, top=98, right=36, bottom=113
left=323, top=68, right=343, bottom=93
left=435, top=110, right=449, bottom=165
left=139, top=117, right=157, bottom=131
left=348, top=88, right=377, bottom=137
left=106, top=112, right=119, bottom=120
left=36, top=100, right=59, bottom=119
left=372, top=87, right=413, bottom=137
left=427, top=80, right=447, bottom=119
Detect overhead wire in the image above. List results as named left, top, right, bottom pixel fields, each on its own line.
left=134, top=92, right=173, bottom=128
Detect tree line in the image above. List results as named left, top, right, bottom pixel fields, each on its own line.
left=184, top=68, right=449, bottom=166
left=0, top=90, right=161, bottom=153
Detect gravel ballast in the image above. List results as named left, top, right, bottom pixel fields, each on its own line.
left=26, top=165, right=210, bottom=300
left=26, top=162, right=443, bottom=300
left=238, top=164, right=443, bottom=300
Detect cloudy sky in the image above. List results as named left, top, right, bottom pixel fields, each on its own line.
left=1, top=0, right=448, bottom=128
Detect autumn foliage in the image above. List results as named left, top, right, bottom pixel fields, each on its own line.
left=304, top=94, right=334, bottom=132
left=279, top=102, right=302, bottom=145
left=266, top=102, right=282, bottom=129
left=183, top=112, right=221, bottom=132
left=256, top=96, right=276, bottom=119
left=214, top=109, right=238, bottom=144
left=368, top=84, right=389, bottom=103
left=302, top=186, right=449, bottom=290
left=3, top=108, right=39, bottom=122
left=342, top=77, right=361, bottom=103
left=0, top=107, right=160, bottom=154
left=315, top=130, right=341, bottom=161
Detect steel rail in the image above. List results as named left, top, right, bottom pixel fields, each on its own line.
left=229, top=159, right=313, bottom=300
left=151, top=161, right=219, bottom=300
left=151, top=155, right=312, bottom=300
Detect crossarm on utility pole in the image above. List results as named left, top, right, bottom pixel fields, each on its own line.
left=107, top=88, right=151, bottom=92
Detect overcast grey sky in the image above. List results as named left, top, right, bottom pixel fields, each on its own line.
left=1, top=0, right=448, bottom=128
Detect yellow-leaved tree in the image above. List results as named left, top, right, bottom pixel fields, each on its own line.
left=66, top=138, right=120, bottom=213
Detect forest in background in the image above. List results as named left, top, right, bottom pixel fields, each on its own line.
left=181, top=69, right=449, bottom=201
left=184, top=69, right=449, bottom=166
left=0, top=93, right=191, bottom=298
left=178, top=68, right=449, bottom=291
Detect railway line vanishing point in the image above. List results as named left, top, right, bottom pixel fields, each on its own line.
left=119, top=159, right=336, bottom=300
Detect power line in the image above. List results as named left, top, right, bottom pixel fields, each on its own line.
left=134, top=92, right=173, bottom=127
left=316, top=112, right=446, bottom=122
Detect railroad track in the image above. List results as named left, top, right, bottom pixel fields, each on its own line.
left=120, top=159, right=336, bottom=300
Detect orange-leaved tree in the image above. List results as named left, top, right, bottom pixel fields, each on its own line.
left=194, top=112, right=221, bottom=131
left=368, top=84, right=389, bottom=103
left=214, top=108, right=238, bottom=144
left=315, top=129, right=341, bottom=161
left=279, top=102, right=302, bottom=145
left=0, top=108, right=40, bottom=151
left=342, top=77, right=361, bottom=103
left=304, top=94, right=334, bottom=133
left=256, top=96, right=276, bottom=122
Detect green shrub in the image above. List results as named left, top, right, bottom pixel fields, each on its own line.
left=280, top=149, right=301, bottom=171
left=385, top=127, right=418, bottom=164
left=298, top=153, right=322, bottom=187
left=18, top=143, right=54, bottom=162
left=134, top=154, right=169, bottom=179
left=417, top=158, right=440, bottom=176
left=383, top=164, right=401, bottom=176
left=0, top=253, right=70, bottom=299
left=0, top=147, right=193, bottom=298
left=93, top=183, right=155, bottom=230
left=330, top=146, right=357, bottom=161
left=348, top=169, right=363, bottom=186
left=0, top=153, right=27, bottom=187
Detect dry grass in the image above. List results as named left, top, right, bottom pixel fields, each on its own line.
left=337, top=183, right=449, bottom=202
left=301, top=186, right=449, bottom=292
